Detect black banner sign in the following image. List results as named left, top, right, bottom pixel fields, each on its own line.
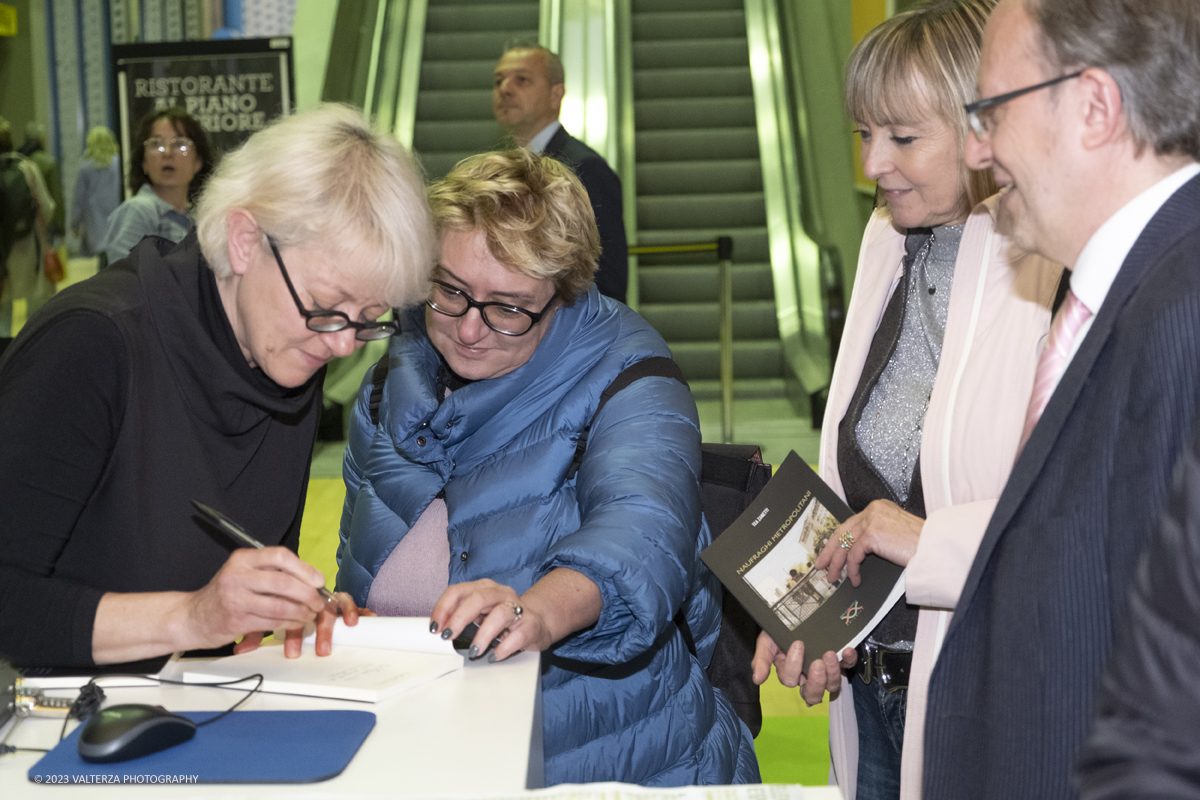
left=111, top=38, right=294, bottom=196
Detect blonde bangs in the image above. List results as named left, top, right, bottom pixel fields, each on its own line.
left=845, top=0, right=1000, bottom=207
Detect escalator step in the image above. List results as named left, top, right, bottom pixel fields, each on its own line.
left=422, top=30, right=537, bottom=61
left=415, top=89, right=495, bottom=121
left=637, top=192, right=767, bottom=230
left=421, top=59, right=499, bottom=91
left=639, top=263, right=775, bottom=303
left=633, top=38, right=748, bottom=70
left=632, top=11, right=746, bottom=41
left=636, top=158, right=762, bottom=195
left=633, top=0, right=743, bottom=11
left=636, top=128, right=760, bottom=162
left=633, top=67, right=752, bottom=99
left=414, top=120, right=505, bottom=151
left=634, top=97, right=756, bottom=131
left=426, top=4, right=538, bottom=32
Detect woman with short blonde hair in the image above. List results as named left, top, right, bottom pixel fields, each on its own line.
left=427, top=149, right=598, bottom=302
left=337, top=150, right=758, bottom=786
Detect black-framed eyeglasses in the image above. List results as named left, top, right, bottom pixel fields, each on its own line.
left=144, top=136, right=194, bottom=155
left=964, top=70, right=1084, bottom=140
left=426, top=279, right=554, bottom=337
left=267, top=237, right=397, bottom=341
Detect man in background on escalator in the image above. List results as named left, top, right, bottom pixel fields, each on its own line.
left=493, top=43, right=628, bottom=303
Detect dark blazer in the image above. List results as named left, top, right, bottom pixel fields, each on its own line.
left=923, top=173, right=1200, bottom=800
left=544, top=126, right=628, bottom=304
left=1076, top=419, right=1200, bottom=799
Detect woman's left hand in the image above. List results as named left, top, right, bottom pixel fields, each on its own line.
left=815, top=499, right=923, bottom=586
left=430, top=568, right=602, bottom=663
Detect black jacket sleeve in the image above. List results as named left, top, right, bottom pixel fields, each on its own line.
left=0, top=311, right=127, bottom=666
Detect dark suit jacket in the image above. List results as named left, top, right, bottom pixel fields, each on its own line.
left=923, top=174, right=1200, bottom=800
left=544, top=126, right=628, bottom=304
left=1077, top=418, right=1200, bottom=799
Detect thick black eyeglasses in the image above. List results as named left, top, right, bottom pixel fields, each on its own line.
left=964, top=70, right=1085, bottom=140
left=426, top=279, right=554, bottom=337
left=267, top=237, right=397, bottom=341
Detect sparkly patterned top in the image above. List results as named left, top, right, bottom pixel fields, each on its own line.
left=855, top=223, right=964, bottom=504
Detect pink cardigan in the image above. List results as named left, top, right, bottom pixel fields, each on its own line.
left=820, top=198, right=1061, bottom=800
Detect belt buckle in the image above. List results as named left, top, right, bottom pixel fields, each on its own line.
left=856, top=640, right=909, bottom=693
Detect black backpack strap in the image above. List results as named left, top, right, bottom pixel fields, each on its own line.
left=565, top=356, right=688, bottom=481
left=368, top=353, right=390, bottom=426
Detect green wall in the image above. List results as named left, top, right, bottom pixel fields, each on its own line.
left=293, top=0, right=340, bottom=111
left=0, top=0, right=50, bottom=150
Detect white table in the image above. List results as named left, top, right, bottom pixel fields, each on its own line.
left=0, top=651, right=543, bottom=797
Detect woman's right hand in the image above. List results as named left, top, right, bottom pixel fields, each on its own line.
left=751, top=630, right=857, bottom=706
left=430, top=569, right=603, bottom=663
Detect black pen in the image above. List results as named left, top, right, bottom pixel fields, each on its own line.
left=192, top=500, right=339, bottom=606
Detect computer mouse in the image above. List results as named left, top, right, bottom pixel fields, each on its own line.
left=77, top=703, right=197, bottom=763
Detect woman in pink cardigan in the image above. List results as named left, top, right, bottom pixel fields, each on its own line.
left=751, top=1, right=1062, bottom=798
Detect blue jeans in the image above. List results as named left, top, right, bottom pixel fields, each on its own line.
left=852, top=673, right=907, bottom=800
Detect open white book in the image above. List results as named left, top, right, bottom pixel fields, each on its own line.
left=181, top=617, right=463, bottom=703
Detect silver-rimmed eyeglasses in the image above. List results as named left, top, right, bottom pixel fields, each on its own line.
left=267, top=236, right=397, bottom=341
left=144, top=136, right=194, bottom=156
left=965, top=70, right=1084, bottom=140
left=426, top=280, right=554, bottom=336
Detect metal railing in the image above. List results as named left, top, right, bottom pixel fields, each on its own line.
left=630, top=237, right=735, bottom=444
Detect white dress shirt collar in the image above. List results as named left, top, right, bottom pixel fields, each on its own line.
left=526, top=120, right=561, bottom=154
left=1071, top=162, right=1200, bottom=316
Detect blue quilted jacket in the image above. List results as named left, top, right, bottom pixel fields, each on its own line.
left=337, top=288, right=758, bottom=786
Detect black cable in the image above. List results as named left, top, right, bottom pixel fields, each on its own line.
left=156, top=674, right=264, bottom=728
left=56, top=673, right=265, bottom=741
left=0, top=744, right=50, bottom=754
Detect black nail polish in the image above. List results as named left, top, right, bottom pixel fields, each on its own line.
left=440, top=628, right=453, bottom=640
left=429, top=621, right=438, bottom=634
left=468, top=645, right=479, bottom=659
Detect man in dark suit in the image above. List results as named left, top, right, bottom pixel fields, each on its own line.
left=922, top=1, right=1200, bottom=798
left=493, top=45, right=627, bottom=303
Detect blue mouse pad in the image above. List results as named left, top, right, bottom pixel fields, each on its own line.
left=29, top=710, right=375, bottom=784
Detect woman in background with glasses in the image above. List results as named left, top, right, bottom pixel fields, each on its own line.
left=751, top=2, right=1063, bottom=799
left=103, top=108, right=213, bottom=264
left=336, top=149, right=758, bottom=787
left=0, top=105, right=434, bottom=669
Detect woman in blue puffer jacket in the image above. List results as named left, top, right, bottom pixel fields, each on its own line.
left=336, top=150, right=758, bottom=786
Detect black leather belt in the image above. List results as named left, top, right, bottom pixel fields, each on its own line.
left=854, top=640, right=912, bottom=692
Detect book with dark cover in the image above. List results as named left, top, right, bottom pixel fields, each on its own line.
left=700, top=450, right=906, bottom=670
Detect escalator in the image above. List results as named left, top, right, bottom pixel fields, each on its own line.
left=628, top=0, right=784, bottom=401
left=414, top=0, right=540, bottom=180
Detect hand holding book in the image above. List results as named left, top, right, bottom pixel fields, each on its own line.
left=751, top=631, right=858, bottom=706
left=700, top=452, right=906, bottom=684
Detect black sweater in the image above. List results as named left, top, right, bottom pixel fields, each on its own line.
left=0, top=234, right=321, bottom=667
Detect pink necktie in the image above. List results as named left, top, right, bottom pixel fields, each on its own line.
left=1021, top=289, right=1092, bottom=449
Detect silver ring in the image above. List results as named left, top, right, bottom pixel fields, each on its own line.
left=510, top=602, right=523, bottom=623
left=839, top=532, right=855, bottom=550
